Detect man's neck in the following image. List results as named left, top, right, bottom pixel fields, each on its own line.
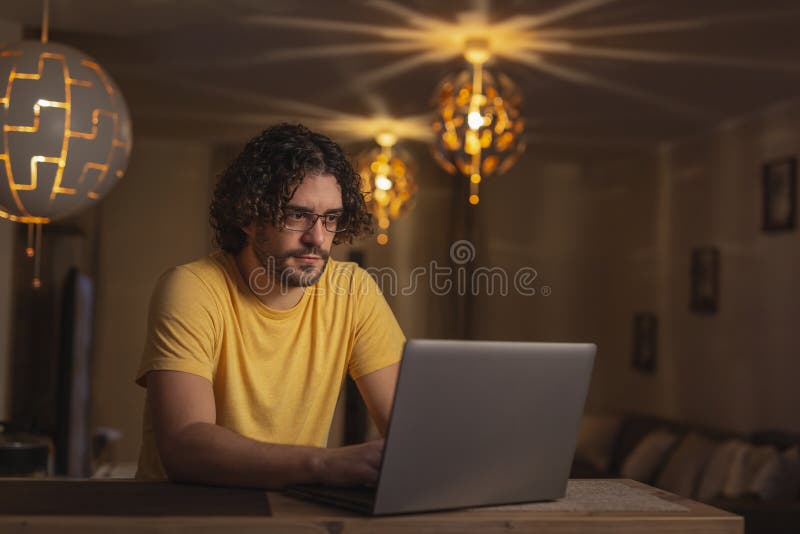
left=234, top=248, right=305, bottom=310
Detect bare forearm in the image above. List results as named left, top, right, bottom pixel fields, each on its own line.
left=160, top=422, right=323, bottom=489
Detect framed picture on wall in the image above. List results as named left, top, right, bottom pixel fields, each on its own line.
left=762, top=156, right=797, bottom=232
left=632, top=312, right=657, bottom=374
left=690, top=247, right=719, bottom=314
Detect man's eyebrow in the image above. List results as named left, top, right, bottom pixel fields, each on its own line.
left=285, top=204, right=343, bottom=214
left=284, top=204, right=313, bottom=213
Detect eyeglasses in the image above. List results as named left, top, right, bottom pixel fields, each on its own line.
left=282, top=208, right=348, bottom=233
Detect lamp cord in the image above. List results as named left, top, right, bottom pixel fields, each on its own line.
left=41, top=0, right=50, bottom=44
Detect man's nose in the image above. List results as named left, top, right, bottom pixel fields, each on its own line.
left=301, top=218, right=326, bottom=247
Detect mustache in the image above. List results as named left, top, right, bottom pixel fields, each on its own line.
left=284, top=247, right=330, bottom=259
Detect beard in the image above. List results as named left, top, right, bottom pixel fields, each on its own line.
left=251, top=229, right=330, bottom=288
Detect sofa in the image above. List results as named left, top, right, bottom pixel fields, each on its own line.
left=571, top=413, right=800, bottom=534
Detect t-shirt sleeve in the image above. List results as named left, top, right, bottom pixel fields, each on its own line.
left=135, top=267, right=220, bottom=387
left=348, top=267, right=406, bottom=380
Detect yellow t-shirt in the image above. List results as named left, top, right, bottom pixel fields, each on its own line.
left=134, top=251, right=405, bottom=480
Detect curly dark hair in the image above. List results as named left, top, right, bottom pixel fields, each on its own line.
left=210, top=123, right=373, bottom=254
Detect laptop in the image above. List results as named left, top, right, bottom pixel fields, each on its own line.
left=285, top=339, right=596, bottom=515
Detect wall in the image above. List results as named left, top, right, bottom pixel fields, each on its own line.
left=457, top=97, right=800, bottom=434
left=91, top=138, right=213, bottom=460
left=471, top=154, right=674, bottom=417
left=557, top=98, right=800, bottom=432
left=0, top=219, right=13, bottom=421
left=0, top=19, right=22, bottom=421
left=661, top=99, right=800, bottom=432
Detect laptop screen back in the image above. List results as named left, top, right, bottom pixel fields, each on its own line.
left=373, top=339, right=596, bottom=515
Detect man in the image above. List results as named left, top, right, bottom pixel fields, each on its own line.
left=134, top=124, right=405, bottom=489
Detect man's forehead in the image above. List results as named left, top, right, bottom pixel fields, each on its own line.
left=287, top=173, right=343, bottom=209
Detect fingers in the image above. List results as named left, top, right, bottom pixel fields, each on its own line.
left=348, top=441, right=383, bottom=485
left=360, top=463, right=380, bottom=484
left=365, top=448, right=382, bottom=471
left=321, top=440, right=386, bottom=487
left=362, top=439, right=385, bottom=469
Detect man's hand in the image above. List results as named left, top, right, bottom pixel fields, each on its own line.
left=313, top=439, right=385, bottom=487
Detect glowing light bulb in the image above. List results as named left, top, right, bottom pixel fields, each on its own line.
left=377, top=233, right=389, bottom=245
left=467, top=111, right=483, bottom=130
left=375, top=132, right=397, bottom=148
left=375, top=175, right=393, bottom=191
left=469, top=194, right=480, bottom=205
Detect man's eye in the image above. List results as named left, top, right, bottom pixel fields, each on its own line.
left=325, top=214, right=341, bottom=223
left=288, top=212, right=305, bottom=220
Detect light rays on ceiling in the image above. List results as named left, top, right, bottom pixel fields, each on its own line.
left=229, top=0, right=800, bottom=118
left=107, top=0, right=800, bottom=155
left=129, top=69, right=433, bottom=144
left=535, top=8, right=800, bottom=39
left=136, top=104, right=434, bottom=144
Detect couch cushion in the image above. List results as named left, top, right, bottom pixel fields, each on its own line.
left=722, top=444, right=779, bottom=498
left=620, top=429, right=679, bottom=483
left=749, top=445, right=800, bottom=500
left=575, top=413, right=622, bottom=473
left=655, top=433, right=717, bottom=498
left=609, top=416, right=676, bottom=473
left=696, top=439, right=747, bottom=501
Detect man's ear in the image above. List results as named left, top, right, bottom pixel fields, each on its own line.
left=242, top=222, right=257, bottom=241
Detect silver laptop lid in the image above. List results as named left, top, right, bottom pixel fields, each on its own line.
left=373, top=339, right=596, bottom=515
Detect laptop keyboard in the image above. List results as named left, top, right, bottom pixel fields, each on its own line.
left=287, top=484, right=376, bottom=509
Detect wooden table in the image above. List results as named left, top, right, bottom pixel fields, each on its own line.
left=0, top=478, right=743, bottom=533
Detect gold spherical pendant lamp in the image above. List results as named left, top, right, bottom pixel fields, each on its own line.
left=432, top=38, right=524, bottom=206
left=359, top=133, right=417, bottom=246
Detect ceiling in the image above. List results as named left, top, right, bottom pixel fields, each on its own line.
left=3, top=0, right=800, bottom=162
